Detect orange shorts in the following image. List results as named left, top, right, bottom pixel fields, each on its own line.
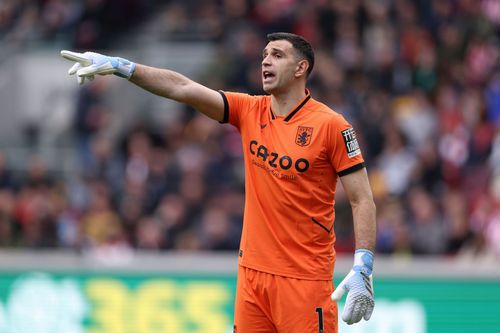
left=234, top=266, right=338, bottom=333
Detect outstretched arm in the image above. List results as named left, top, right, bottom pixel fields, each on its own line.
left=61, top=51, right=226, bottom=122
left=130, top=64, right=225, bottom=122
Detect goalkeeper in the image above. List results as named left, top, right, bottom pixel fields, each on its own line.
left=61, top=32, right=376, bottom=332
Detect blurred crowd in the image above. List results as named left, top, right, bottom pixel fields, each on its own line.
left=1, top=0, right=500, bottom=261
left=0, top=0, right=150, bottom=50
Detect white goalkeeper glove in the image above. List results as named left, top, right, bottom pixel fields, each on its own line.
left=331, top=249, right=374, bottom=325
left=60, top=50, right=136, bottom=85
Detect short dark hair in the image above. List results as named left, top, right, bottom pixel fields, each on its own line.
left=266, top=32, right=315, bottom=76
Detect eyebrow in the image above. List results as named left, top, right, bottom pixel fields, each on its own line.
left=262, top=47, right=285, bottom=57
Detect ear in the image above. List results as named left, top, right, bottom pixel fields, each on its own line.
left=295, top=59, right=309, bottom=78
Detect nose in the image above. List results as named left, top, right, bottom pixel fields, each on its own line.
left=262, top=55, right=271, bottom=66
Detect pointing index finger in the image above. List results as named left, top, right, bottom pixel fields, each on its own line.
left=60, top=50, right=92, bottom=66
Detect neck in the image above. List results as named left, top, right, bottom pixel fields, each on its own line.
left=271, top=84, right=307, bottom=116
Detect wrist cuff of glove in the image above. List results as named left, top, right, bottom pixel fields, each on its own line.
left=354, top=249, right=374, bottom=270
left=114, top=58, right=136, bottom=79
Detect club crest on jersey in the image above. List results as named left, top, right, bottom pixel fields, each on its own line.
left=295, top=126, right=313, bottom=147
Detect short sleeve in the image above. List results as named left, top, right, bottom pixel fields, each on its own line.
left=328, top=115, right=365, bottom=176
left=219, top=91, right=257, bottom=130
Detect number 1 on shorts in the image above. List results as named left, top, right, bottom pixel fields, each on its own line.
left=315, top=307, right=324, bottom=333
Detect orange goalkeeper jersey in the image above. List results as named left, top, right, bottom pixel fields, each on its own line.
left=220, top=90, right=365, bottom=280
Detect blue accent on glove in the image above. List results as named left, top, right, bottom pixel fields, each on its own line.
left=354, top=248, right=374, bottom=275
left=112, top=57, right=136, bottom=78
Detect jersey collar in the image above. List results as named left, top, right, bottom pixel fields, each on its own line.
left=270, top=89, right=311, bottom=122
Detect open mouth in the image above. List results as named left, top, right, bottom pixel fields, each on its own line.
left=263, top=71, right=275, bottom=80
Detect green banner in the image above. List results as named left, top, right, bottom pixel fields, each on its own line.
left=0, top=272, right=498, bottom=333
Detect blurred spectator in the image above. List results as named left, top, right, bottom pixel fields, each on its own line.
left=377, top=122, right=417, bottom=196
left=155, top=193, right=189, bottom=249
left=407, top=186, right=447, bottom=255
left=81, top=180, right=127, bottom=249
left=485, top=73, right=500, bottom=125
left=0, top=190, right=17, bottom=247
left=136, top=215, right=163, bottom=250
left=74, top=79, right=113, bottom=170
left=376, top=197, right=411, bottom=256
left=443, top=189, right=474, bottom=255
left=0, top=152, right=15, bottom=190
left=197, top=204, right=240, bottom=250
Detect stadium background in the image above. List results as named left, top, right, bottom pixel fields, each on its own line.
left=0, top=0, right=499, bottom=332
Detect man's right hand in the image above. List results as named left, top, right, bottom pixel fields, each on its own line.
left=60, top=50, right=136, bottom=85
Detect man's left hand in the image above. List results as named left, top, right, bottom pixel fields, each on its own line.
left=331, top=249, right=374, bottom=325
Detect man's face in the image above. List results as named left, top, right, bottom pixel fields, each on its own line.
left=261, top=40, right=302, bottom=94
